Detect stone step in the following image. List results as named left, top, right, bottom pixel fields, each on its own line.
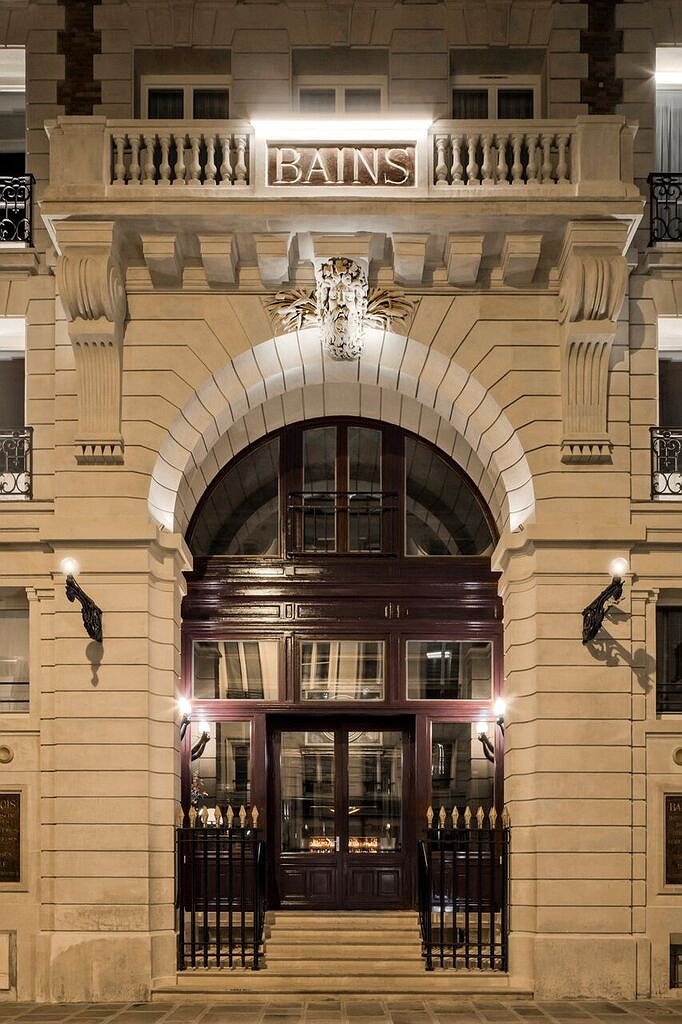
left=270, top=914, right=418, bottom=931
left=261, top=960, right=429, bottom=976
left=268, top=929, right=419, bottom=945
left=266, top=943, right=419, bottom=960
left=154, top=974, right=527, bottom=997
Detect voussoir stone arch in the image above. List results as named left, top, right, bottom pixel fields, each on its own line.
left=147, top=328, right=535, bottom=537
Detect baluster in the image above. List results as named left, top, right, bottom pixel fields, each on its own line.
left=174, top=131, right=186, bottom=185
left=128, top=132, right=141, bottom=184
left=219, top=133, right=233, bottom=186
left=511, top=132, right=523, bottom=184
left=527, top=132, right=541, bottom=184
left=113, top=133, right=126, bottom=184
left=556, top=133, right=569, bottom=184
left=496, top=132, right=508, bottom=184
left=205, top=133, right=217, bottom=186
left=434, top=133, right=449, bottom=186
left=233, top=134, right=248, bottom=186
left=188, top=133, right=201, bottom=187
left=481, top=133, right=494, bottom=185
left=158, top=132, right=171, bottom=186
left=142, top=132, right=156, bottom=186
left=466, top=133, right=479, bottom=185
left=450, top=133, right=463, bottom=184
left=540, top=132, right=553, bottom=183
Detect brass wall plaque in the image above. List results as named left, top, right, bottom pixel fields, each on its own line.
left=267, top=144, right=415, bottom=187
left=0, top=792, right=20, bottom=884
left=666, top=794, right=682, bottom=885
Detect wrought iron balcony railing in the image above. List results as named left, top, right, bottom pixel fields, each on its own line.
left=648, top=173, right=682, bottom=245
left=651, top=427, right=682, bottom=498
left=286, top=491, right=398, bottom=555
left=0, top=175, right=34, bottom=245
left=0, top=428, right=33, bottom=499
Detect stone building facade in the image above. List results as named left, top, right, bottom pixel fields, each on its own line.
left=1, top=0, right=682, bottom=1005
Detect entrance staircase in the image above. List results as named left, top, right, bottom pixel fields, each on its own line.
left=154, top=911, right=523, bottom=998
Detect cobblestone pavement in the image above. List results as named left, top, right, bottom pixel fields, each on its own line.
left=1, top=999, right=682, bottom=1024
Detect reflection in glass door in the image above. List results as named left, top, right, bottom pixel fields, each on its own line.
left=273, top=722, right=412, bottom=909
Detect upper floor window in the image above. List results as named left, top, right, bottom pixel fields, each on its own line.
left=0, top=318, right=25, bottom=429
left=452, top=76, right=537, bottom=119
left=141, top=75, right=230, bottom=119
left=656, top=48, right=682, bottom=172
left=187, top=420, right=496, bottom=559
left=657, top=605, right=682, bottom=714
left=0, top=47, right=25, bottom=175
left=0, top=589, right=29, bottom=713
left=296, top=78, right=385, bottom=114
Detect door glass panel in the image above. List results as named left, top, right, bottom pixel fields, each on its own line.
left=348, top=425, right=382, bottom=552
left=497, top=88, right=534, bottom=119
left=193, top=640, right=279, bottom=699
left=281, top=731, right=335, bottom=852
left=347, top=730, right=402, bottom=853
left=193, top=88, right=229, bottom=119
left=147, top=88, right=184, bottom=119
left=431, top=722, right=494, bottom=812
left=299, top=88, right=336, bottom=113
left=300, top=640, right=384, bottom=700
left=190, top=720, right=250, bottom=810
left=406, top=640, right=492, bottom=700
left=452, top=89, right=488, bottom=119
left=344, top=88, right=381, bottom=113
left=302, top=426, right=337, bottom=552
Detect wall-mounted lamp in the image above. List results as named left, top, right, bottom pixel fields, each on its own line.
left=477, top=723, right=495, bottom=764
left=582, top=557, right=628, bottom=644
left=60, top=558, right=102, bottom=643
left=178, top=697, right=192, bottom=741
left=191, top=721, right=211, bottom=762
left=493, top=697, right=506, bottom=733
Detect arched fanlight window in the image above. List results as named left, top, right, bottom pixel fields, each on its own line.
left=187, top=422, right=495, bottom=558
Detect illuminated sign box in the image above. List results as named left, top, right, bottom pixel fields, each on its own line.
left=267, top=144, right=416, bottom=187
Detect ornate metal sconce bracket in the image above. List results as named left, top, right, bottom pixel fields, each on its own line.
left=65, top=574, right=103, bottom=643
left=582, top=576, right=624, bottom=644
left=478, top=731, right=495, bottom=764
left=190, top=729, right=210, bottom=762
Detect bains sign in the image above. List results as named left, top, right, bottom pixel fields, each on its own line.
left=267, top=144, right=415, bottom=187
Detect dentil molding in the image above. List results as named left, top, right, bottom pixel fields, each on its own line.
left=557, top=221, right=629, bottom=465
left=55, top=222, right=127, bottom=465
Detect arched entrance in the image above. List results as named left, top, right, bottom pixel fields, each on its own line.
left=180, top=416, right=504, bottom=911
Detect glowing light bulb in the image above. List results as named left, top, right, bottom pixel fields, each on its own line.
left=609, top=557, right=629, bottom=579
left=177, top=697, right=191, bottom=718
left=493, top=698, right=506, bottom=720
left=59, top=557, right=80, bottom=577
left=198, top=721, right=211, bottom=739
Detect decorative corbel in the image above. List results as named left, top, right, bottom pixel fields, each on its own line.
left=55, top=222, right=127, bottom=464
left=557, top=222, right=629, bottom=464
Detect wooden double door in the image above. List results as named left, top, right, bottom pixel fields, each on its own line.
left=269, top=716, right=415, bottom=909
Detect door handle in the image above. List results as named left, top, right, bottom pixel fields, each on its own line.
left=335, top=836, right=340, bottom=853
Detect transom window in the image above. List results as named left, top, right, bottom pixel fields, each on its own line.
left=296, top=78, right=385, bottom=114
left=141, top=75, right=230, bottom=119
left=187, top=420, right=495, bottom=559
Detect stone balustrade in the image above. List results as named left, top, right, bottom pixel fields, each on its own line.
left=44, top=115, right=638, bottom=200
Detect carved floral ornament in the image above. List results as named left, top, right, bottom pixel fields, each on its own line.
left=265, top=257, right=414, bottom=360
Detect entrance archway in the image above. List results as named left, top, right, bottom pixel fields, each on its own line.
left=180, top=416, right=504, bottom=911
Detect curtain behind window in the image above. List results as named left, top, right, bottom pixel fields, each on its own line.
left=147, top=88, right=184, bottom=119
left=656, top=89, right=682, bottom=172
left=0, top=607, right=29, bottom=683
left=452, top=89, right=488, bottom=119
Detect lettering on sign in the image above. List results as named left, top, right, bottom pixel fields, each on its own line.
left=0, top=792, right=20, bottom=884
left=666, top=795, right=682, bottom=885
left=267, top=145, right=415, bottom=187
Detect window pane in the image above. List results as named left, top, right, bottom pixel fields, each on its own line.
left=301, top=426, right=336, bottom=552
left=193, top=89, right=229, bottom=119
left=299, top=89, right=336, bottom=113
left=281, top=731, right=335, bottom=852
left=452, top=89, right=488, bottom=119
left=405, top=437, right=494, bottom=556
left=497, top=88, right=534, bottom=119
left=300, top=640, right=384, bottom=700
left=657, top=607, right=682, bottom=713
left=193, top=640, right=279, bottom=699
left=190, top=720, right=250, bottom=810
left=0, top=604, right=29, bottom=712
left=348, top=730, right=402, bottom=853
left=348, top=425, right=382, bottom=552
left=431, top=722, right=494, bottom=812
left=345, top=88, right=381, bottom=113
left=407, top=641, right=492, bottom=700
left=147, top=88, right=184, bottom=119
left=188, top=437, right=279, bottom=556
